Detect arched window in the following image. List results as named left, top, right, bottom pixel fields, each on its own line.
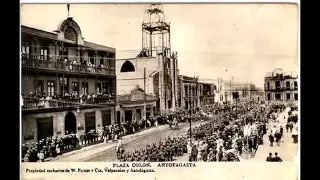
left=120, top=61, right=135, bottom=72
left=64, top=27, right=77, bottom=42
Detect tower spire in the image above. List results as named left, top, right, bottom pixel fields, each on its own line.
left=67, top=4, right=70, bottom=17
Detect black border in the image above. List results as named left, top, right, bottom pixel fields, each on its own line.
left=10, top=1, right=314, bottom=180
left=8, top=0, right=20, bottom=179
left=300, top=0, right=315, bottom=179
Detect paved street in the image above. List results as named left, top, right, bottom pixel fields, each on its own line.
left=84, top=120, right=206, bottom=162
left=51, top=117, right=211, bottom=162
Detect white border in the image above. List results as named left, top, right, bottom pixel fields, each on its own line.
left=19, top=1, right=300, bottom=180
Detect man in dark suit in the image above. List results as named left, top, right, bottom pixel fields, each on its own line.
left=273, top=152, right=283, bottom=162
left=266, top=152, right=273, bottom=162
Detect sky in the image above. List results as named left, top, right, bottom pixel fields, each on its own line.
left=21, top=3, right=298, bottom=87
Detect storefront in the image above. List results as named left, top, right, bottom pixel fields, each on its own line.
left=117, top=86, right=158, bottom=123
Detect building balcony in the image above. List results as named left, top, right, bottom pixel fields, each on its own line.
left=21, top=55, right=115, bottom=76
left=265, top=71, right=298, bottom=79
left=265, top=87, right=297, bottom=91
left=22, top=95, right=116, bottom=112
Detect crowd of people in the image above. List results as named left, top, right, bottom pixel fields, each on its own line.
left=22, top=134, right=79, bottom=162
left=22, top=92, right=116, bottom=108
left=22, top=99, right=297, bottom=163
left=116, top=100, right=272, bottom=162
left=265, top=103, right=298, bottom=161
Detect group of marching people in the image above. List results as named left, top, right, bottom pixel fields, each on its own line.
left=117, top=136, right=188, bottom=162
left=116, top=100, right=271, bottom=162
left=187, top=102, right=268, bottom=162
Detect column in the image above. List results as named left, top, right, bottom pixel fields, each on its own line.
left=158, top=54, right=165, bottom=113
left=181, top=81, right=185, bottom=109
left=170, top=57, right=176, bottom=111
left=151, top=105, right=154, bottom=117
left=53, top=40, right=58, bottom=62
left=197, top=83, right=200, bottom=107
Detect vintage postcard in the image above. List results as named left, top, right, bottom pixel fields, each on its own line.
left=20, top=2, right=299, bottom=180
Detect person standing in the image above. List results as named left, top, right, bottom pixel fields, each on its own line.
left=191, top=145, right=198, bottom=162
left=286, top=122, right=290, bottom=133
left=292, top=123, right=298, bottom=143
left=289, top=122, right=294, bottom=133
left=275, top=130, right=281, bottom=146
left=262, top=122, right=267, bottom=135
left=280, top=125, right=284, bottom=138
left=269, top=133, right=274, bottom=147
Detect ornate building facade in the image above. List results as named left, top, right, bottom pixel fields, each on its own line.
left=21, top=17, right=116, bottom=143
left=264, top=69, right=298, bottom=102
left=178, top=75, right=200, bottom=110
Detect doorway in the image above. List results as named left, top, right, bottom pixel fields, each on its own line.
left=102, top=110, right=111, bottom=127
left=125, top=110, right=132, bottom=123
left=136, top=109, right=141, bottom=121
left=117, top=111, right=120, bottom=124
left=85, top=112, right=96, bottom=133
left=65, top=111, right=77, bottom=134
left=37, top=117, right=53, bottom=141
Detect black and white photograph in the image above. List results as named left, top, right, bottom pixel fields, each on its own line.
left=20, top=2, right=298, bottom=172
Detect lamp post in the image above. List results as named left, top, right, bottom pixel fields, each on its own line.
left=144, top=67, right=147, bottom=129
left=189, top=116, right=192, bottom=145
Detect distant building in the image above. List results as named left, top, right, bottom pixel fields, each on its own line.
left=214, top=78, right=225, bottom=104
left=222, top=80, right=262, bottom=102
left=117, top=85, right=157, bottom=123
left=116, top=51, right=179, bottom=116
left=116, top=4, right=179, bottom=116
left=251, top=87, right=265, bottom=101
left=178, top=75, right=199, bottom=110
left=232, top=83, right=256, bottom=101
left=198, top=81, right=216, bottom=106
left=21, top=17, right=116, bottom=143
left=264, top=69, right=298, bottom=101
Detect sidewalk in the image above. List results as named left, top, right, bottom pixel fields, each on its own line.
left=51, top=114, right=223, bottom=162
left=250, top=108, right=298, bottom=162
left=50, top=125, right=168, bottom=162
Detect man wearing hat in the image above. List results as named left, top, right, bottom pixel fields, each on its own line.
left=38, top=150, right=45, bottom=162
left=208, top=148, right=215, bottom=162
left=24, top=153, right=30, bottom=162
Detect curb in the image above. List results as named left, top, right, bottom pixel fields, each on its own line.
left=50, top=125, right=168, bottom=161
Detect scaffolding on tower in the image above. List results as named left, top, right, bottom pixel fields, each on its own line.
left=141, top=4, right=173, bottom=111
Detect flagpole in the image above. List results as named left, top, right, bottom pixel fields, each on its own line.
left=67, top=4, right=70, bottom=17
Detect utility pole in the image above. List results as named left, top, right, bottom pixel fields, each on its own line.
left=217, top=77, right=220, bottom=103
left=144, top=67, right=147, bottom=129
left=230, top=80, right=232, bottom=103
left=194, top=76, right=197, bottom=109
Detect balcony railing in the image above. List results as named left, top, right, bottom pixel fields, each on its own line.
left=265, top=72, right=298, bottom=79
left=21, top=55, right=115, bottom=75
left=266, top=86, right=297, bottom=91
left=22, top=96, right=116, bottom=111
